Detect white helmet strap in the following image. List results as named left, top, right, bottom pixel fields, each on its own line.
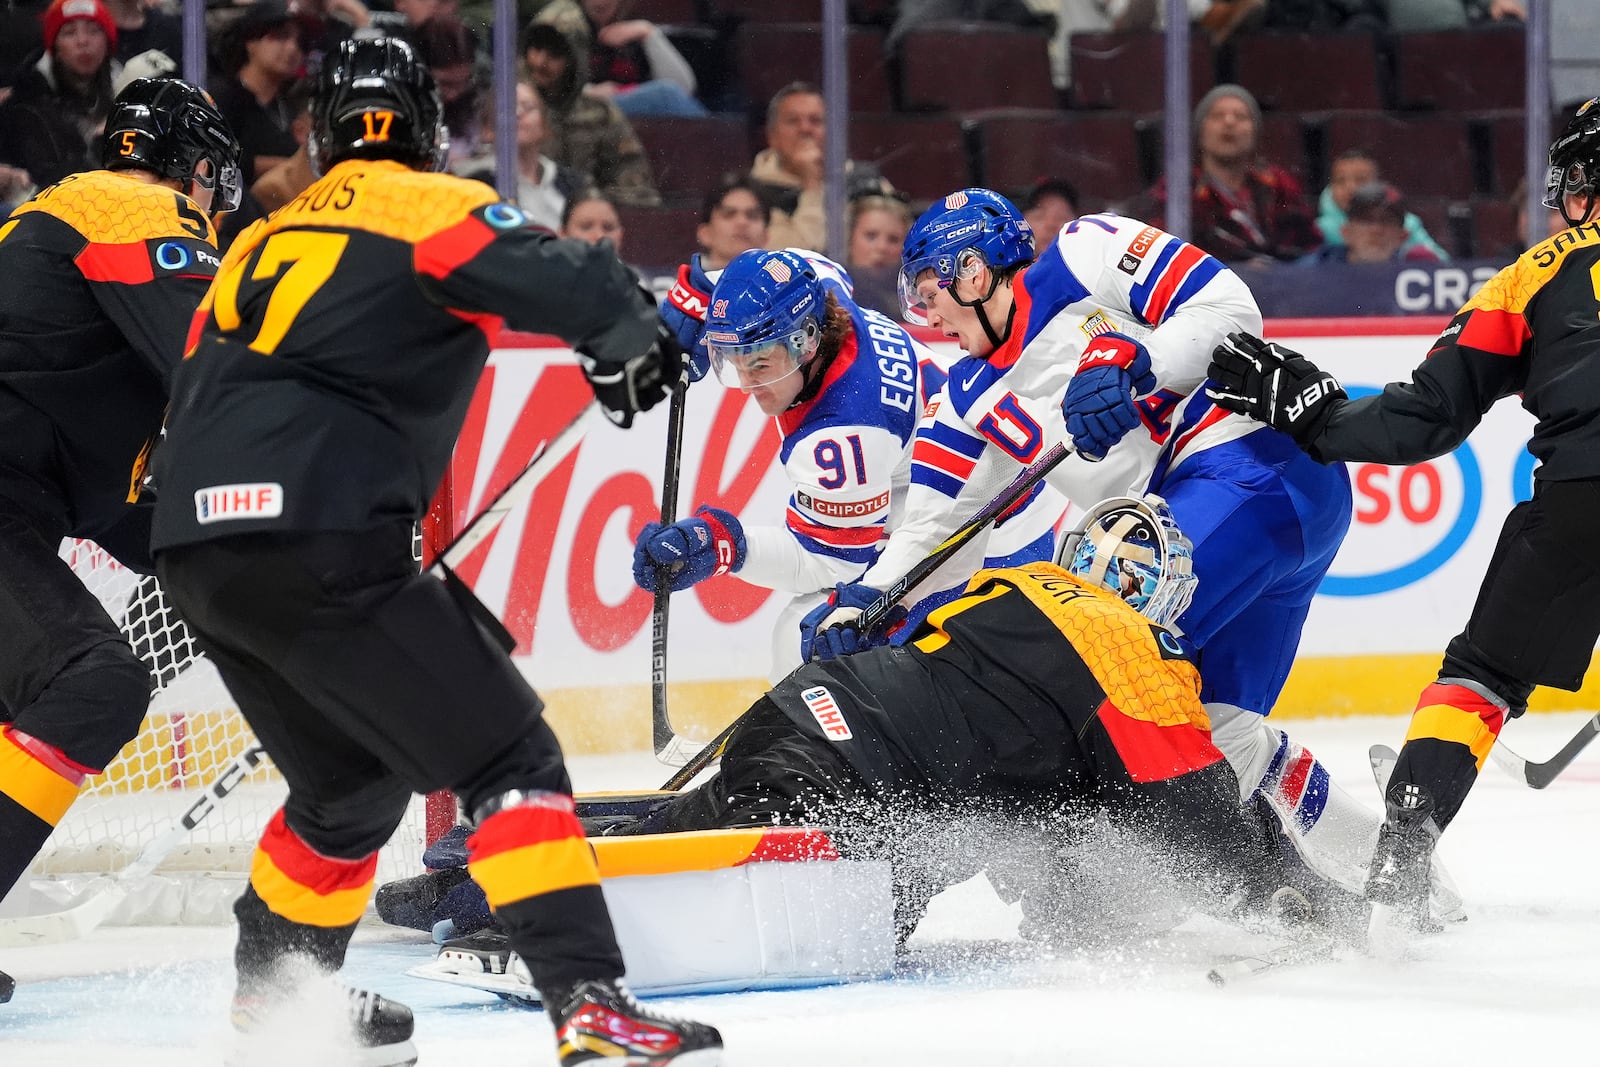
left=1084, top=513, right=1155, bottom=587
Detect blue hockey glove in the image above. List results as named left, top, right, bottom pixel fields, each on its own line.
left=1061, top=331, right=1158, bottom=461
left=659, top=254, right=715, bottom=383
left=632, top=505, right=746, bottom=593
left=799, top=582, right=893, bottom=662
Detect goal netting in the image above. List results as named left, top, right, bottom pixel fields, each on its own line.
left=29, top=537, right=449, bottom=924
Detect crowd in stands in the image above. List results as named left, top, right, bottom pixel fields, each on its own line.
left=4, top=0, right=1599, bottom=315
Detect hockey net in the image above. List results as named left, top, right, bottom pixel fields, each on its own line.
left=31, top=535, right=451, bottom=923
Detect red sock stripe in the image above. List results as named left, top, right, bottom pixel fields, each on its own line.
left=466, top=794, right=582, bottom=862
left=1275, top=748, right=1315, bottom=808
left=256, top=809, right=379, bottom=893
left=1419, top=682, right=1506, bottom=734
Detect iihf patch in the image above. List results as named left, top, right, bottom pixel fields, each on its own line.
left=800, top=685, right=852, bottom=741
left=195, top=483, right=283, bottom=524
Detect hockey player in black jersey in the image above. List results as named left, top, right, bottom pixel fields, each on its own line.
left=1208, top=98, right=1600, bottom=932
left=149, top=37, right=719, bottom=1067
left=0, top=77, right=240, bottom=1004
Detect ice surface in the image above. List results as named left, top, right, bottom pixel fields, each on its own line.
left=5, top=713, right=1599, bottom=1065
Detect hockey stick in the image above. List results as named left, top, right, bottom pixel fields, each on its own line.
left=1488, top=712, right=1600, bottom=789
left=0, top=403, right=600, bottom=947
left=656, top=439, right=1074, bottom=792
left=650, top=376, right=701, bottom=767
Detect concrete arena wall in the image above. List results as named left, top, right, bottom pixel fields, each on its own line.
left=450, top=319, right=1590, bottom=756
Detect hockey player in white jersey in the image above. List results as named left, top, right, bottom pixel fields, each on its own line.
left=801, top=189, right=1445, bottom=915
left=634, top=247, right=1063, bottom=681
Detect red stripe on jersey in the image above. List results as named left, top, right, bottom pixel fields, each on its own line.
left=1454, top=307, right=1531, bottom=358
left=450, top=306, right=506, bottom=343
left=75, top=241, right=154, bottom=284
left=414, top=214, right=497, bottom=280
left=779, top=330, right=860, bottom=437
left=1, top=726, right=95, bottom=781
left=738, top=828, right=840, bottom=865
left=1168, top=403, right=1232, bottom=462
left=466, top=794, right=583, bottom=861
left=1275, top=749, right=1315, bottom=808
left=1417, top=682, right=1506, bottom=733
left=786, top=507, right=883, bottom=546
left=1095, top=700, right=1226, bottom=783
left=257, top=809, right=379, bottom=891
left=184, top=305, right=207, bottom=358
left=1143, top=242, right=1205, bottom=324
left=912, top=437, right=978, bottom=480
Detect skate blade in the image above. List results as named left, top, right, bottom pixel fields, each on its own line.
left=407, top=953, right=541, bottom=1007
left=1365, top=901, right=1415, bottom=960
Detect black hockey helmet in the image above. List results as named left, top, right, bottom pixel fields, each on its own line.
left=1544, top=97, right=1600, bottom=228
left=310, top=34, right=447, bottom=176
left=102, top=77, right=243, bottom=212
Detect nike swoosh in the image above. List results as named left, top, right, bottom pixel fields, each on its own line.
left=960, top=369, right=984, bottom=391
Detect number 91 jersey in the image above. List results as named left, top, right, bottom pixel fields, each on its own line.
left=151, top=158, right=659, bottom=552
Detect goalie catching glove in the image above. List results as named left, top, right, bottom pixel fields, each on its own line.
left=632, top=505, right=746, bottom=593
left=1207, top=332, right=1346, bottom=448
left=577, top=320, right=683, bottom=430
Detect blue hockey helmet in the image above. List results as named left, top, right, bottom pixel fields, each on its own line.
left=898, top=188, right=1035, bottom=326
left=1057, top=494, right=1198, bottom=630
left=703, top=249, right=825, bottom=390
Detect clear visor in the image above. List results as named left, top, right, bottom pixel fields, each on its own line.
left=897, top=250, right=981, bottom=326
left=1544, top=159, right=1600, bottom=212
left=707, top=321, right=819, bottom=391
left=194, top=156, right=243, bottom=214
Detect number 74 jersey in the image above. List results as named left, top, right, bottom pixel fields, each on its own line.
left=151, top=158, right=660, bottom=552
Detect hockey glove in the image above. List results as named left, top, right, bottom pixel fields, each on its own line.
left=659, top=254, right=715, bottom=383
left=1207, top=331, right=1345, bottom=448
left=799, top=582, right=896, bottom=662
left=1061, top=332, right=1158, bottom=460
left=632, top=505, right=746, bottom=593
left=578, top=321, right=683, bottom=429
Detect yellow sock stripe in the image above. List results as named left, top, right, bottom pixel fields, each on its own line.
left=469, top=834, right=600, bottom=909
left=1407, top=703, right=1499, bottom=771
left=0, top=731, right=82, bottom=825
left=249, top=850, right=373, bottom=927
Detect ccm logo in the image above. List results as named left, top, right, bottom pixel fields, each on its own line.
left=669, top=280, right=707, bottom=317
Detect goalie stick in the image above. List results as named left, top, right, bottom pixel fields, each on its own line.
left=657, top=438, right=1074, bottom=792
left=1487, top=712, right=1600, bottom=789
left=650, top=375, right=702, bottom=767
left=0, top=403, right=599, bottom=947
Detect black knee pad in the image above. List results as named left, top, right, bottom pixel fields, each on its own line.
left=20, top=638, right=153, bottom=771
left=453, top=723, right=574, bottom=821
left=281, top=778, right=413, bottom=861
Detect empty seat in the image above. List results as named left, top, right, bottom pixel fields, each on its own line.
left=618, top=205, right=703, bottom=269
left=735, top=23, right=892, bottom=114
left=1393, top=28, right=1526, bottom=112
left=1257, top=112, right=1311, bottom=184
left=1067, top=31, right=1213, bottom=113
left=1233, top=33, right=1384, bottom=112
left=1471, top=197, right=1520, bottom=259
left=631, top=116, right=750, bottom=198
left=633, top=0, right=701, bottom=24
left=1403, top=196, right=1465, bottom=259
left=1325, top=113, right=1476, bottom=201
left=1481, top=110, right=1526, bottom=197
left=849, top=113, right=972, bottom=200
left=713, top=0, right=822, bottom=22
left=898, top=24, right=1056, bottom=112
left=969, top=110, right=1146, bottom=208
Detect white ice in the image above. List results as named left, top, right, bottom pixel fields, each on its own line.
left=4, top=711, right=1599, bottom=1066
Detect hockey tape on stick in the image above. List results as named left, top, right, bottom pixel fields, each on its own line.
left=652, top=374, right=690, bottom=763
left=1487, top=712, right=1600, bottom=789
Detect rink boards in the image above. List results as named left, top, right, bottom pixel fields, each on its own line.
left=439, top=317, right=1583, bottom=754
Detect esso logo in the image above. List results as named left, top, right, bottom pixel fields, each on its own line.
left=1320, top=386, right=1481, bottom=597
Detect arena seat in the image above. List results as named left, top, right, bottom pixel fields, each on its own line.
left=713, top=0, right=823, bottom=22
left=632, top=116, right=750, bottom=198
left=1480, top=110, right=1526, bottom=198
left=618, top=205, right=703, bottom=268
left=849, top=113, right=972, bottom=200
left=1471, top=197, right=1520, bottom=260
left=1067, top=31, right=1213, bottom=113
left=968, top=110, right=1146, bottom=208
left=735, top=23, right=892, bottom=114
left=898, top=24, right=1056, bottom=112
left=1233, top=32, right=1384, bottom=112
left=1393, top=28, right=1526, bottom=113
left=1324, top=112, right=1476, bottom=201
left=633, top=0, right=701, bottom=23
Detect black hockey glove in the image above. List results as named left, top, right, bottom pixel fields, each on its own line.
left=578, top=322, right=683, bottom=429
left=1207, top=332, right=1345, bottom=448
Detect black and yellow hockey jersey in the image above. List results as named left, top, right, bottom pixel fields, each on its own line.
left=0, top=170, right=219, bottom=545
left=767, top=563, right=1223, bottom=798
left=150, top=159, right=657, bottom=550
left=1311, top=221, right=1600, bottom=481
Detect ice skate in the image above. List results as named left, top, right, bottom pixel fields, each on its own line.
left=227, top=981, right=417, bottom=1067
left=1366, top=780, right=1442, bottom=954
left=548, top=977, right=723, bottom=1066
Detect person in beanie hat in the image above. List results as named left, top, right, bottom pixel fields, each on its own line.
left=0, top=0, right=122, bottom=187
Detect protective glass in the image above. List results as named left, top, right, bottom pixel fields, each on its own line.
left=897, top=249, right=981, bottom=326
left=1543, top=160, right=1593, bottom=212
left=707, top=320, right=819, bottom=390
left=192, top=156, right=243, bottom=213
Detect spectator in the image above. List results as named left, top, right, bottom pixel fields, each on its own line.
left=250, top=76, right=316, bottom=213
left=522, top=14, right=660, bottom=206
left=1504, top=176, right=1570, bottom=257
left=696, top=176, right=769, bottom=270
left=214, top=0, right=303, bottom=183
left=556, top=0, right=706, bottom=118
left=0, top=0, right=121, bottom=189
left=1021, top=176, right=1078, bottom=251
left=1, top=162, right=33, bottom=215
left=1297, top=182, right=1442, bottom=265
left=413, top=16, right=482, bottom=168
left=1388, top=0, right=1524, bottom=32
left=844, top=191, right=913, bottom=316
left=750, top=81, right=892, bottom=253
left=1137, top=83, right=1321, bottom=265
left=888, top=0, right=1051, bottom=55
left=1260, top=0, right=1386, bottom=31
left=561, top=190, right=624, bottom=253
left=457, top=76, right=586, bottom=232
left=104, top=0, right=180, bottom=67
left=1316, top=149, right=1449, bottom=261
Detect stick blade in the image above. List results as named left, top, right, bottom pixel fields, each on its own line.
left=0, top=884, right=125, bottom=947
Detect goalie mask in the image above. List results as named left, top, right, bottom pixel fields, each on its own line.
left=1057, top=494, right=1198, bottom=629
